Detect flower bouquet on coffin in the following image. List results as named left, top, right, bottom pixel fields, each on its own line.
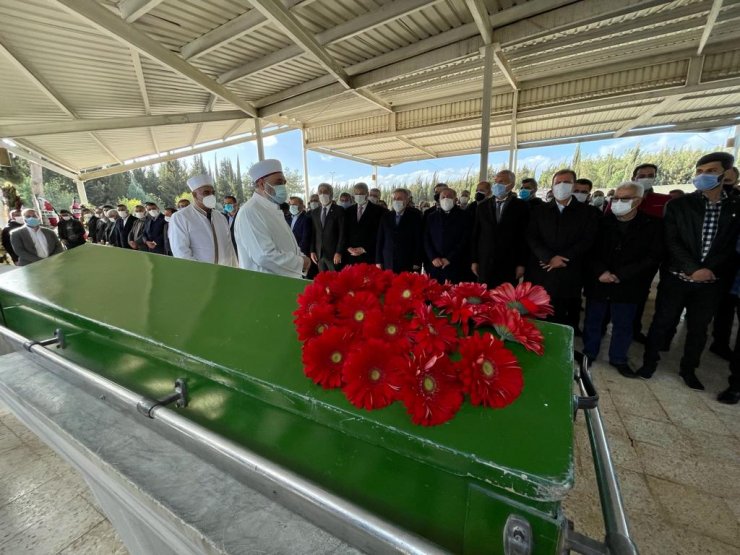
left=293, top=264, right=553, bottom=426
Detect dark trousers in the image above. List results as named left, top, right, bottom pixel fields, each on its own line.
left=728, top=314, right=740, bottom=390
left=712, top=289, right=740, bottom=348
left=632, top=288, right=650, bottom=336
left=318, top=257, right=339, bottom=272
left=643, top=273, right=723, bottom=374
left=550, top=297, right=582, bottom=330
left=584, top=300, right=637, bottom=365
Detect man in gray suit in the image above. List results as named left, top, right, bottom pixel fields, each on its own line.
left=10, top=209, right=64, bottom=266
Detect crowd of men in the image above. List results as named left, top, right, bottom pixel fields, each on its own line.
left=2, top=153, right=739, bottom=405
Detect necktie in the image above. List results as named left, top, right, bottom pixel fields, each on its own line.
left=321, top=207, right=327, bottom=227
left=357, top=205, right=363, bottom=222
left=496, top=201, right=504, bottom=222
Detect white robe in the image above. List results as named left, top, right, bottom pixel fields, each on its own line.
left=168, top=204, right=236, bottom=267
left=234, top=193, right=304, bottom=278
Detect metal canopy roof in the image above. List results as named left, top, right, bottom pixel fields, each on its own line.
left=1, top=0, right=739, bottom=182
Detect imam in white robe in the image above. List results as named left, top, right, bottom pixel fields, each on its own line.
left=234, top=193, right=304, bottom=278
left=168, top=204, right=236, bottom=267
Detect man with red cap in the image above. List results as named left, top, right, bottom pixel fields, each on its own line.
left=235, top=159, right=311, bottom=278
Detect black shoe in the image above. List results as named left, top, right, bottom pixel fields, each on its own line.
left=717, top=388, right=740, bottom=405
left=709, top=342, right=733, bottom=362
left=610, top=362, right=637, bottom=378
left=634, top=332, right=647, bottom=345
left=636, top=366, right=655, bottom=379
left=679, top=371, right=705, bottom=391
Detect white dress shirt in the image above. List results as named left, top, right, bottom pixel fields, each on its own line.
left=234, top=193, right=304, bottom=278
left=168, top=204, right=236, bottom=266
left=28, top=227, right=50, bottom=258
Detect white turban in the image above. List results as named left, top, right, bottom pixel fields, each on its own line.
left=187, top=174, right=213, bottom=191
left=249, top=159, right=282, bottom=182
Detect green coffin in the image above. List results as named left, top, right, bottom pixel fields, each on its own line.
left=0, top=245, right=575, bottom=553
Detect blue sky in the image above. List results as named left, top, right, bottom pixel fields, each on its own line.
left=183, top=126, right=736, bottom=192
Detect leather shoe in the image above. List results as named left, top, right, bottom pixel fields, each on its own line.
left=636, top=366, right=655, bottom=380
left=679, top=371, right=705, bottom=391
left=717, top=388, right=740, bottom=404
left=633, top=332, right=647, bottom=345
left=610, top=362, right=637, bottom=378
left=709, top=342, right=733, bottom=362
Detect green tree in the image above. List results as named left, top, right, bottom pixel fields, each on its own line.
left=158, top=159, right=189, bottom=206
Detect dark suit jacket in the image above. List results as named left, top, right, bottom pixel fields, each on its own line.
left=86, top=216, right=99, bottom=243
left=57, top=218, right=86, bottom=248
left=344, top=201, right=383, bottom=265
left=1, top=221, right=22, bottom=263
left=310, top=203, right=345, bottom=259
left=526, top=199, right=599, bottom=298
left=286, top=212, right=311, bottom=255
left=664, top=191, right=740, bottom=280
left=9, top=226, right=64, bottom=266
left=586, top=212, right=663, bottom=303
left=114, top=216, right=136, bottom=249
left=143, top=213, right=166, bottom=254
left=424, top=206, right=472, bottom=283
left=472, top=196, right=530, bottom=288
left=105, top=220, right=118, bottom=246
left=376, top=208, right=423, bottom=273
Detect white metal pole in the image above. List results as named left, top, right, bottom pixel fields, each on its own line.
left=301, top=128, right=310, bottom=200
left=479, top=45, right=494, bottom=182
left=75, top=180, right=89, bottom=205
left=255, top=118, right=265, bottom=161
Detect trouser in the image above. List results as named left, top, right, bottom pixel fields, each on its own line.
left=728, top=323, right=740, bottom=390
left=632, top=288, right=650, bottom=336
left=550, top=297, right=582, bottom=330
left=318, top=257, right=339, bottom=272
left=642, top=273, right=723, bottom=374
left=712, top=289, right=740, bottom=348
left=583, top=300, right=637, bottom=365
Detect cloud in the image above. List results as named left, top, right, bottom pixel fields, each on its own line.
left=263, top=135, right=278, bottom=148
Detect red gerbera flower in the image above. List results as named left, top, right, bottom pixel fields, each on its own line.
left=423, top=279, right=452, bottom=303
left=364, top=305, right=413, bottom=349
left=489, top=282, right=554, bottom=319
left=474, top=305, right=545, bottom=355
left=302, top=327, right=352, bottom=389
left=294, top=303, right=335, bottom=341
left=457, top=333, right=524, bottom=407
left=451, top=282, right=490, bottom=305
left=342, top=340, right=406, bottom=410
left=340, top=263, right=394, bottom=296
left=385, top=272, right=432, bottom=308
left=399, top=351, right=464, bottom=426
left=433, top=282, right=492, bottom=334
left=296, top=281, right=331, bottom=314
left=515, top=318, right=546, bottom=356
left=410, top=304, right=459, bottom=353
left=336, top=291, right=382, bottom=330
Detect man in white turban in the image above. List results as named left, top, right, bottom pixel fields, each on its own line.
left=234, top=159, right=310, bottom=278
left=168, top=174, right=236, bottom=266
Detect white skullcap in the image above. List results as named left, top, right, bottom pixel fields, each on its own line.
left=249, top=159, right=282, bottom=182
left=187, top=174, right=213, bottom=191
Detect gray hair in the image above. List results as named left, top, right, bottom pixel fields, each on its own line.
left=496, top=170, right=516, bottom=184
left=616, top=181, right=644, bottom=197
left=107, top=209, right=118, bottom=218
left=353, top=182, right=369, bottom=194
left=22, top=208, right=36, bottom=218
left=391, top=188, right=409, bottom=199
left=317, top=182, right=333, bottom=196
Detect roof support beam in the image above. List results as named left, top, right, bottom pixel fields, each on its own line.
left=55, top=0, right=258, bottom=117
left=479, top=44, right=494, bottom=182
left=118, top=0, right=164, bottom=23
left=396, top=136, right=437, bottom=158
left=508, top=90, right=518, bottom=169
left=310, top=147, right=389, bottom=166
left=190, top=95, right=218, bottom=147
left=222, top=120, right=248, bottom=141
left=697, top=0, right=723, bottom=55
left=0, top=110, right=249, bottom=138
left=465, top=0, right=493, bottom=45
left=613, top=97, right=684, bottom=137
left=492, top=43, right=517, bottom=90
left=4, top=141, right=79, bottom=180
left=130, top=49, right=160, bottom=153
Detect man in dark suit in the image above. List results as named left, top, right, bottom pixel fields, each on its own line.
left=9, top=209, right=64, bottom=266
left=287, top=196, right=311, bottom=256
left=310, top=183, right=345, bottom=272
left=425, top=188, right=472, bottom=283
left=222, top=195, right=238, bottom=253
left=2, top=209, right=23, bottom=264
left=344, top=182, right=383, bottom=266
left=56, top=209, right=86, bottom=249
left=519, top=178, right=544, bottom=207
left=83, top=209, right=98, bottom=243
left=638, top=152, right=740, bottom=395
left=114, top=204, right=136, bottom=249
left=143, top=202, right=167, bottom=254
left=472, top=170, right=530, bottom=288
left=376, top=188, right=423, bottom=273
left=526, top=169, right=600, bottom=330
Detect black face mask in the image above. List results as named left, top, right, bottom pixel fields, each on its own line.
left=723, top=183, right=736, bottom=194
left=433, top=193, right=440, bottom=203
left=475, top=191, right=486, bottom=202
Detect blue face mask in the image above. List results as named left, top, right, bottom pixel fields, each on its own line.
left=519, top=189, right=531, bottom=200
left=339, top=201, right=352, bottom=209
left=492, top=183, right=507, bottom=198
left=224, top=203, right=234, bottom=213
left=24, top=217, right=40, bottom=227
left=693, top=173, right=721, bottom=191
left=265, top=182, right=288, bottom=204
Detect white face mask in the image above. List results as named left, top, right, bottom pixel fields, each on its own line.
left=611, top=199, right=635, bottom=217
left=202, top=195, right=217, bottom=209
left=591, top=196, right=605, bottom=207
left=552, top=182, right=574, bottom=201
left=573, top=192, right=589, bottom=203
left=164, top=216, right=172, bottom=223
left=148, top=210, right=159, bottom=218
left=289, top=205, right=300, bottom=215
left=134, top=212, right=145, bottom=219
left=392, top=200, right=405, bottom=214
left=354, top=194, right=367, bottom=205
left=636, top=177, right=655, bottom=191
left=62, top=215, right=71, bottom=221
left=440, top=198, right=455, bottom=212
left=319, top=194, right=331, bottom=206
left=368, top=196, right=379, bottom=204
left=309, top=201, right=320, bottom=210
left=14, top=216, right=24, bottom=224
left=118, top=210, right=128, bottom=218
left=460, top=197, right=469, bottom=206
